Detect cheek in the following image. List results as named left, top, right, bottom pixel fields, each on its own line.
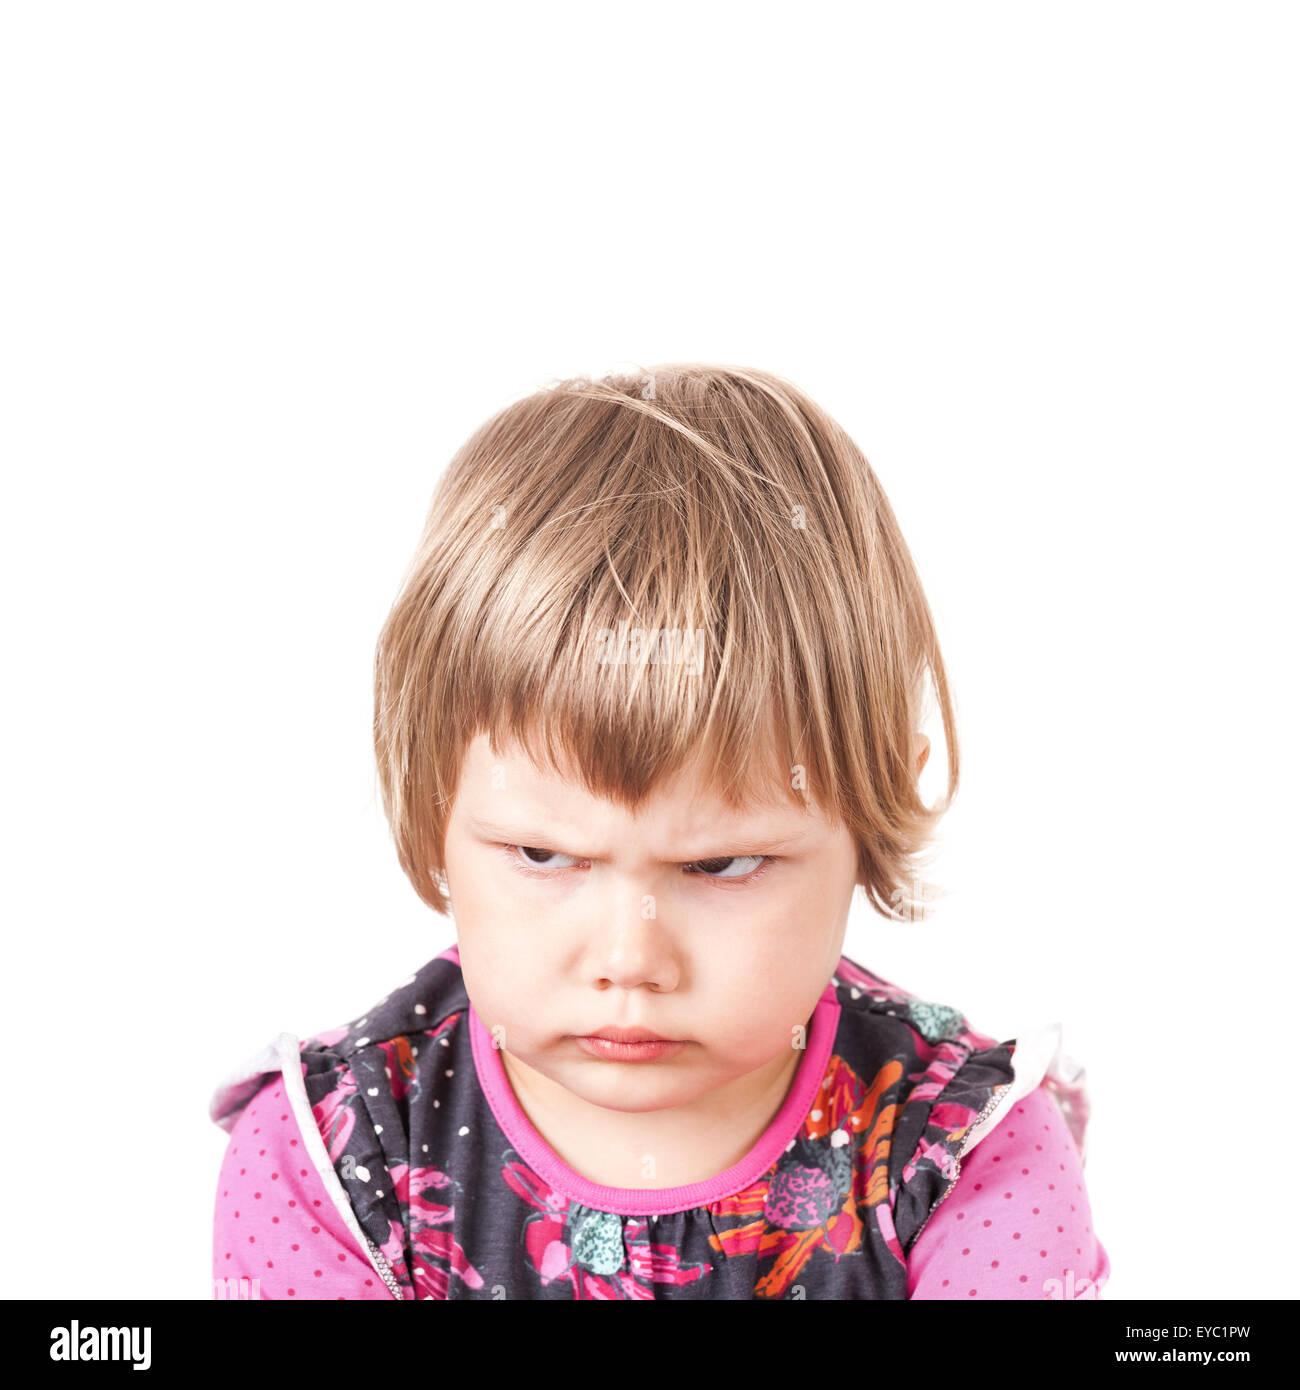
left=457, top=945, right=525, bottom=1051
left=741, top=898, right=831, bottom=970
left=713, top=904, right=840, bottom=1020
left=700, top=995, right=808, bottom=1068
left=455, top=906, right=557, bottom=1036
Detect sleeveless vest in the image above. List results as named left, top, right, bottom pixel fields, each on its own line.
left=209, top=946, right=1086, bottom=1299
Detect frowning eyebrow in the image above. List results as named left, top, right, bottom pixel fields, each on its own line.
left=465, top=818, right=808, bottom=860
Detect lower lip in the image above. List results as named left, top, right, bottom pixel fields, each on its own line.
left=575, top=1036, right=687, bottom=1062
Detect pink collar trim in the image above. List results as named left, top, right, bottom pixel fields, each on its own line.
left=468, top=981, right=842, bottom=1215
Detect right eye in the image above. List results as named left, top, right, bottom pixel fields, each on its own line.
left=505, top=844, right=583, bottom=874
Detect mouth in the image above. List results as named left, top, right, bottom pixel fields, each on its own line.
left=581, top=1027, right=681, bottom=1044
left=574, top=1031, right=688, bottom=1063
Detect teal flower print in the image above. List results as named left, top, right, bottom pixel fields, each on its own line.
left=907, top=999, right=962, bottom=1044
left=568, top=1206, right=626, bottom=1276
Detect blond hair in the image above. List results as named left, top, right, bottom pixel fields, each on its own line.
left=373, top=363, right=959, bottom=922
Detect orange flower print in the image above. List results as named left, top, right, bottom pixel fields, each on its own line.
left=707, top=1053, right=902, bottom=1298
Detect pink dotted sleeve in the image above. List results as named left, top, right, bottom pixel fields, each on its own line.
left=212, top=1074, right=393, bottom=1300
left=906, top=1081, right=1110, bottom=1299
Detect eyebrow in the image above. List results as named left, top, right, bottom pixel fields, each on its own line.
left=465, top=818, right=808, bottom=860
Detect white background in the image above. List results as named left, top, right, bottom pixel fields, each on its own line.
left=2, top=1, right=1296, bottom=1300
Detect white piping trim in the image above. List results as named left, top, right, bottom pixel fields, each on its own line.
left=208, top=1036, right=285, bottom=1133
left=273, top=1031, right=404, bottom=1300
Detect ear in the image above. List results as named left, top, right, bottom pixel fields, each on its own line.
left=912, top=733, right=931, bottom=778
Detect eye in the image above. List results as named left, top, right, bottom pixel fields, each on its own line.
left=508, top=844, right=583, bottom=872
left=685, top=855, right=770, bottom=881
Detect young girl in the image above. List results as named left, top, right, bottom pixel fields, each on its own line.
left=209, top=364, right=1109, bottom=1300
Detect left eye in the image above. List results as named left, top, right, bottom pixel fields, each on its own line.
left=686, top=855, right=766, bottom=879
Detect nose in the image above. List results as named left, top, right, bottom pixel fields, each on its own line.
left=585, top=895, right=681, bottom=993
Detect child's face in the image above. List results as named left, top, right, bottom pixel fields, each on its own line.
left=442, top=730, right=859, bottom=1114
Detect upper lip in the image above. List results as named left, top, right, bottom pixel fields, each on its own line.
left=581, top=1027, right=680, bottom=1043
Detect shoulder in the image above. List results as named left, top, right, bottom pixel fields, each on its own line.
left=294, top=945, right=471, bottom=1133
left=830, top=955, right=1010, bottom=1076
left=830, top=953, right=1018, bottom=1133
left=905, top=1082, right=1111, bottom=1299
left=208, top=944, right=469, bottom=1132
left=301, top=943, right=470, bottom=1064
left=830, top=955, right=1067, bottom=1254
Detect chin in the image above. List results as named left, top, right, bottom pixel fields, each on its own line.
left=565, top=1069, right=694, bottom=1110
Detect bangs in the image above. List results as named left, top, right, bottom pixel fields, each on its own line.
left=471, top=543, right=829, bottom=823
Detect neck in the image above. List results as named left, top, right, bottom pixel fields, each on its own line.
left=500, top=1041, right=805, bottom=1191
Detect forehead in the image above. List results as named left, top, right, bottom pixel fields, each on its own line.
left=453, top=730, right=818, bottom=839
